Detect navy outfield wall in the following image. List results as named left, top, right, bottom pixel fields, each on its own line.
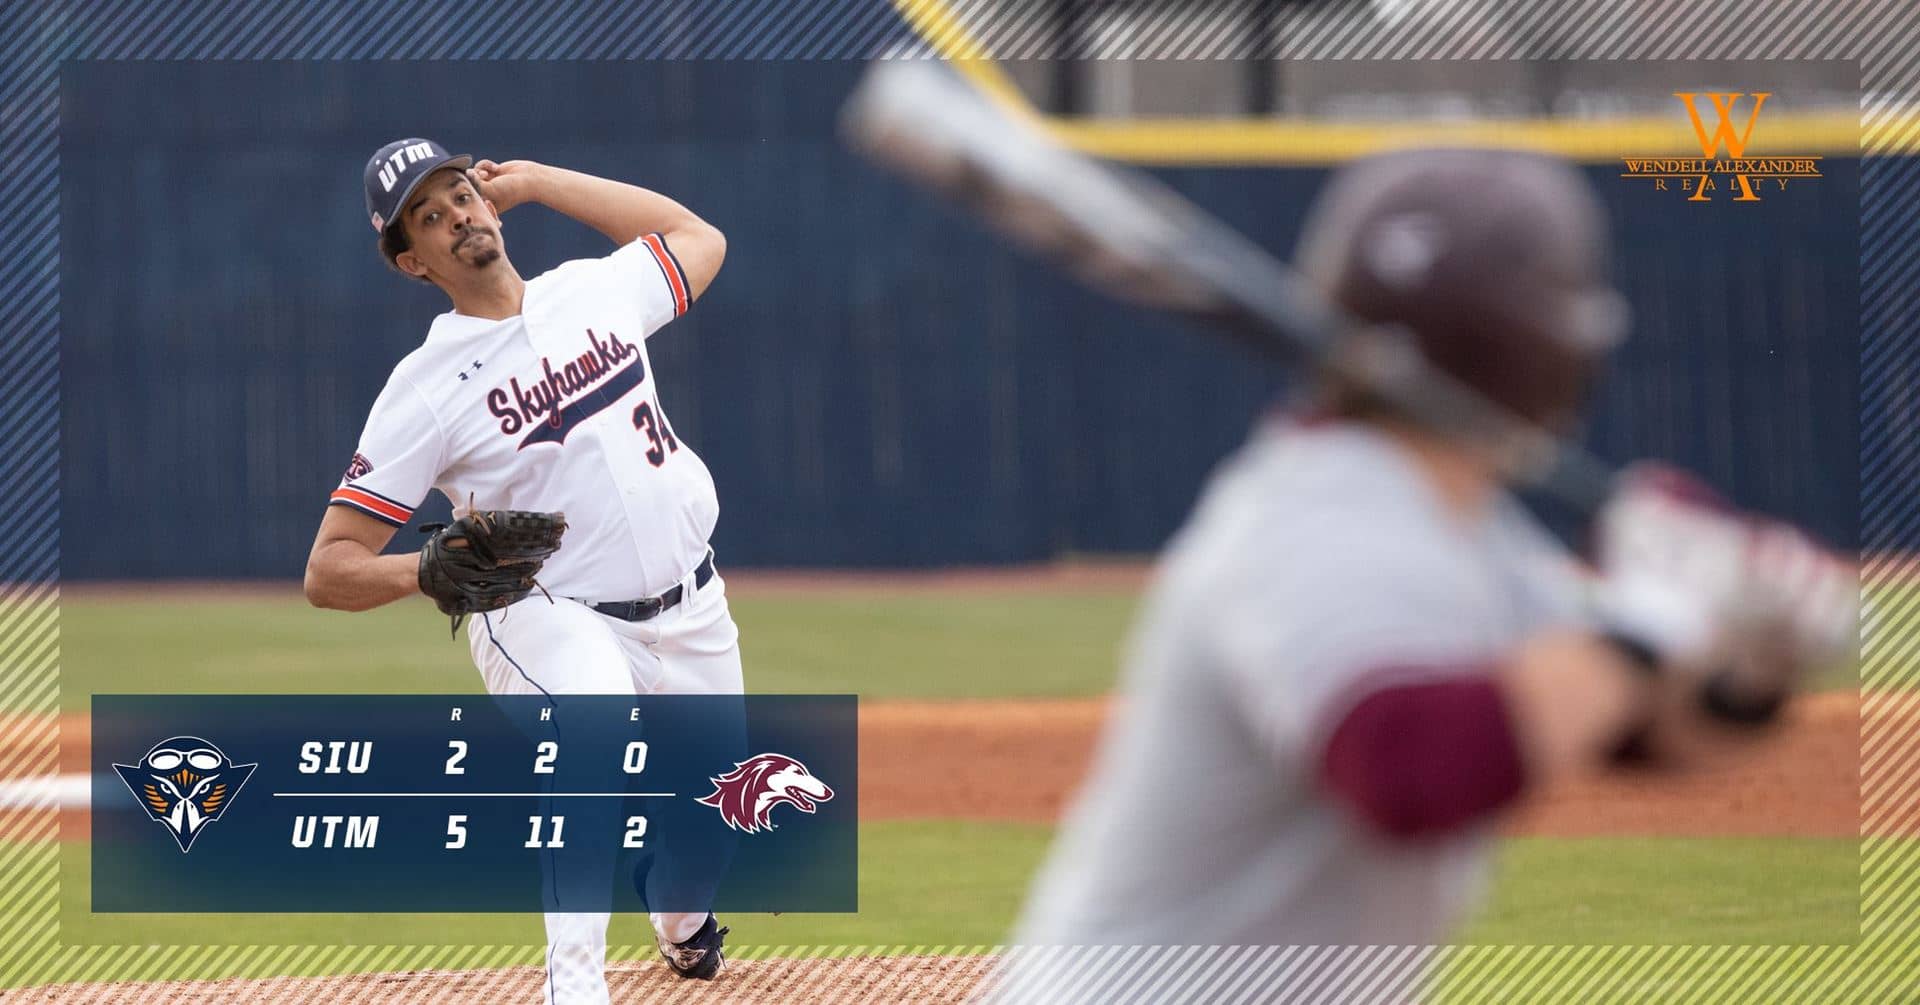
left=60, top=61, right=1862, bottom=578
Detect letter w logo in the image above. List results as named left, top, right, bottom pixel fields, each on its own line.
left=1675, top=92, right=1770, bottom=157
left=1673, top=92, right=1770, bottom=201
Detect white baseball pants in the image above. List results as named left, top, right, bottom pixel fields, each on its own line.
left=469, top=563, right=744, bottom=1005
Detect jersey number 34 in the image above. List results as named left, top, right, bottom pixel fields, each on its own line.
left=632, top=401, right=681, bottom=467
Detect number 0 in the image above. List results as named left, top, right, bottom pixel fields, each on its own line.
left=622, top=741, right=649, bottom=774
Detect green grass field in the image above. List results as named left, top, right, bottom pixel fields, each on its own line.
left=1461, top=836, right=1861, bottom=944
left=47, top=583, right=1883, bottom=709
left=12, top=584, right=1894, bottom=993
left=50, top=589, right=1142, bottom=710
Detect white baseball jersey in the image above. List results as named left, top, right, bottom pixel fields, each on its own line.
left=1015, top=418, right=1583, bottom=946
left=331, top=233, right=716, bottom=599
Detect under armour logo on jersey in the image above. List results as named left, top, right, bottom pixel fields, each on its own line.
left=456, top=360, right=485, bottom=382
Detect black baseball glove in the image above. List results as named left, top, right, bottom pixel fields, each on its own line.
left=418, top=509, right=568, bottom=634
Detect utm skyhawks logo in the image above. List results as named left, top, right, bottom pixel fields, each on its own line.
left=695, top=753, right=834, bottom=834
left=1620, top=92, right=1822, bottom=202
left=113, top=737, right=256, bottom=853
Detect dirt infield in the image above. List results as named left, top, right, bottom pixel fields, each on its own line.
left=13, top=690, right=1875, bottom=837
left=862, top=691, right=1866, bottom=836
left=1508, top=690, right=1862, bottom=836
left=9, top=955, right=997, bottom=1004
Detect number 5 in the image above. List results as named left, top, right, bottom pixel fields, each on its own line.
left=446, top=815, right=467, bottom=849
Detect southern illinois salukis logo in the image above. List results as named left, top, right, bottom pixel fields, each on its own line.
left=113, top=737, right=256, bottom=853
left=695, top=753, right=833, bottom=834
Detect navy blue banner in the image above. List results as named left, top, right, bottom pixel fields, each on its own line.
left=91, top=695, right=856, bottom=913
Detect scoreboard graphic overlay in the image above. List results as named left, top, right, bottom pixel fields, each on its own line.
left=90, top=695, right=856, bottom=914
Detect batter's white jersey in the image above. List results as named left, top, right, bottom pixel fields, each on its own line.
left=1015, top=419, right=1583, bottom=947
left=331, top=233, right=715, bottom=600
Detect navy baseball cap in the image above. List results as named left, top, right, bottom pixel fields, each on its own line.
left=364, top=137, right=472, bottom=234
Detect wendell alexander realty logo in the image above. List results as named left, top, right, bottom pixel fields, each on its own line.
left=1620, top=92, right=1821, bottom=202
left=696, top=752, right=834, bottom=834
left=113, top=737, right=256, bottom=853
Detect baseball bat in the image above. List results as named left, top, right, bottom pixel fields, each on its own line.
left=838, top=61, right=1617, bottom=517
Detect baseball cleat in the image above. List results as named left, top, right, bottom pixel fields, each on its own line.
left=656, top=914, right=729, bottom=980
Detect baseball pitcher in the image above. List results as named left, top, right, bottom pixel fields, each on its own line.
left=304, top=138, right=737, bottom=1002
left=1005, top=149, right=1855, bottom=986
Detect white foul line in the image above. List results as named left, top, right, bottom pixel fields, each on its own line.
left=0, top=774, right=91, bottom=808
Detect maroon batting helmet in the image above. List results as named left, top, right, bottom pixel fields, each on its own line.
left=1295, top=147, right=1629, bottom=430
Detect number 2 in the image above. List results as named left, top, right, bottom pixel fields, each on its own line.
left=445, top=740, right=467, bottom=775
left=534, top=741, right=558, bottom=774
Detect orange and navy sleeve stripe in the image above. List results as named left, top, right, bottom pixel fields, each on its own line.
left=328, top=484, right=414, bottom=527
left=642, top=232, right=690, bottom=318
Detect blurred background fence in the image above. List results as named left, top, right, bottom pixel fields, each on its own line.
left=60, top=59, right=1863, bottom=578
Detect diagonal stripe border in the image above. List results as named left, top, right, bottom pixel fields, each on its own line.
left=2, top=0, right=1915, bottom=1000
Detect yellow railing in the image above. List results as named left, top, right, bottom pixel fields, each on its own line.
left=889, top=0, right=1907, bottom=164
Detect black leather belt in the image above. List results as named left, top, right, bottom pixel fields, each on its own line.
left=582, top=552, right=715, bottom=623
